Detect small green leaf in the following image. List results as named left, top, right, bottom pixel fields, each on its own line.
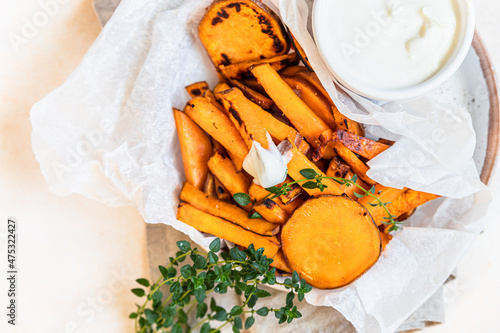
left=230, top=305, right=243, bottom=316
left=351, top=174, right=358, bottom=183
left=255, top=289, right=272, bottom=298
left=129, top=312, right=138, bottom=319
left=353, top=192, right=364, bottom=198
left=233, top=316, right=243, bottom=329
left=213, top=309, right=227, bottom=321
left=208, top=252, right=218, bottom=264
left=302, top=181, right=318, bottom=189
left=236, top=282, right=248, bottom=293
left=229, top=247, right=247, bottom=262
left=256, top=307, right=269, bottom=316
left=144, top=309, right=158, bottom=324
left=195, top=288, right=206, bottom=303
left=152, top=291, right=163, bottom=304
left=131, top=288, right=145, bottom=297
left=298, top=291, right=304, bottom=302
left=214, top=283, right=228, bottom=294
left=196, top=302, right=208, bottom=318
left=265, top=186, right=280, bottom=194
left=232, top=326, right=240, bottom=333
left=300, top=168, right=317, bottom=179
left=286, top=291, right=295, bottom=307
left=209, top=238, right=221, bottom=252
left=158, top=265, right=168, bottom=279
left=248, top=211, right=263, bottom=219
left=233, top=192, right=252, bottom=206
left=180, top=264, right=195, bottom=278
left=292, top=271, right=300, bottom=284
left=176, top=240, right=191, bottom=253
left=245, top=316, right=255, bottom=329
left=201, top=323, right=212, bottom=333
left=135, top=278, right=150, bottom=287
left=370, top=185, right=376, bottom=194
left=247, top=294, right=258, bottom=308
left=171, top=323, right=183, bottom=333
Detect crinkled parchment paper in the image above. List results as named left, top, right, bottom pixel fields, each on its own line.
left=30, top=0, right=492, bottom=332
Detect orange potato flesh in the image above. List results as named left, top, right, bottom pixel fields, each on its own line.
left=229, top=79, right=274, bottom=110
left=281, top=195, right=381, bottom=289
left=284, top=139, right=343, bottom=196
left=219, top=53, right=297, bottom=80
left=180, top=182, right=279, bottom=236
left=184, top=97, right=248, bottom=171
left=334, top=143, right=376, bottom=186
left=331, top=129, right=390, bottom=160
left=358, top=185, right=406, bottom=226
left=177, top=203, right=280, bottom=258
left=208, top=153, right=252, bottom=210
left=251, top=64, right=331, bottom=148
left=173, top=109, right=212, bottom=189
left=186, top=81, right=209, bottom=98
left=381, top=189, right=440, bottom=223
left=248, top=183, right=289, bottom=223
left=217, top=88, right=270, bottom=149
left=281, top=75, right=336, bottom=129
left=326, top=156, right=369, bottom=200
left=198, top=0, right=290, bottom=67
left=270, top=250, right=292, bottom=273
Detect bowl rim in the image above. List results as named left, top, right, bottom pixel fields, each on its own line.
left=312, top=0, right=477, bottom=101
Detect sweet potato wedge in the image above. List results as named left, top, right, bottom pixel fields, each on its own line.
left=186, top=81, right=209, bottom=98
left=180, top=182, right=279, bottom=236
left=214, top=176, right=231, bottom=201
left=214, top=82, right=231, bottom=96
left=332, top=129, right=389, bottom=160
left=326, top=156, right=369, bottom=200
left=248, top=183, right=292, bottom=222
left=281, top=195, right=381, bottom=289
left=173, top=108, right=212, bottom=189
left=358, top=185, right=406, bottom=226
left=334, top=143, right=376, bottom=186
left=184, top=97, right=248, bottom=171
left=270, top=249, right=292, bottom=273
left=229, top=79, right=274, bottom=110
left=177, top=203, right=280, bottom=258
left=381, top=190, right=440, bottom=223
left=208, top=152, right=252, bottom=209
left=280, top=66, right=308, bottom=76
left=281, top=75, right=336, bottom=129
left=379, top=231, right=393, bottom=251
left=293, top=70, right=364, bottom=136
left=253, top=198, right=288, bottom=224
left=288, top=30, right=313, bottom=71
left=251, top=64, right=331, bottom=148
left=203, top=172, right=216, bottom=197
left=219, top=53, right=297, bottom=80
left=199, top=0, right=290, bottom=67
left=281, top=139, right=343, bottom=196
left=217, top=88, right=270, bottom=149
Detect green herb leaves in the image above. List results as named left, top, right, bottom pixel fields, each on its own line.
left=234, top=168, right=403, bottom=232
left=130, top=238, right=311, bottom=332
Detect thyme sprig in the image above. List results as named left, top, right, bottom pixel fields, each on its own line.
left=130, top=238, right=312, bottom=333
left=234, top=168, right=402, bottom=232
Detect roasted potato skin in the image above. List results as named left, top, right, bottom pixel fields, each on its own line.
left=198, top=0, right=290, bottom=67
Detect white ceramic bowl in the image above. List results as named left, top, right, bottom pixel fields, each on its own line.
left=312, top=0, right=476, bottom=101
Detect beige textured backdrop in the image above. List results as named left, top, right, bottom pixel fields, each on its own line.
left=0, top=0, right=499, bottom=332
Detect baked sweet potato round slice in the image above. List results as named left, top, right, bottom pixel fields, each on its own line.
left=281, top=195, right=381, bottom=289
left=198, top=0, right=290, bottom=67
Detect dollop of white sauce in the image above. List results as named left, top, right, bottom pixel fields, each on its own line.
left=326, top=0, right=459, bottom=89
left=243, top=133, right=291, bottom=188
